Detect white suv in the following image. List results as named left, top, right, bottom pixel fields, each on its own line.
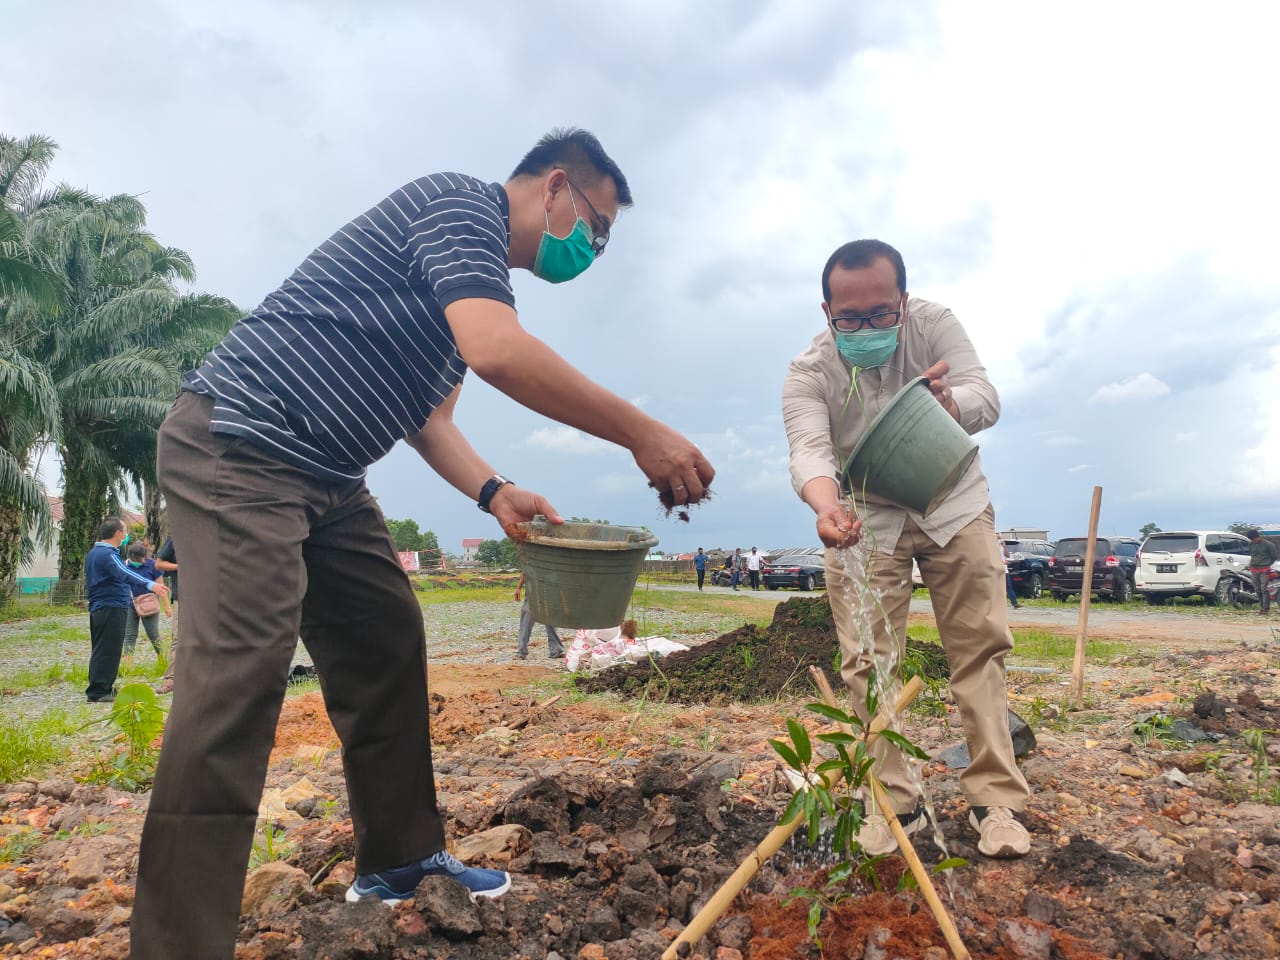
left=1135, top=530, right=1252, bottom=605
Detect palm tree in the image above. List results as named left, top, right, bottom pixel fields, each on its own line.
left=25, top=193, right=238, bottom=581
left=0, top=133, right=238, bottom=595
left=0, top=135, right=63, bottom=600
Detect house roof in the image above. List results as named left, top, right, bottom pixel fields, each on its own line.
left=47, top=496, right=144, bottom=528
left=461, top=538, right=485, bottom=547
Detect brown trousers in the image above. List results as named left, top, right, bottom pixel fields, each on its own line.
left=825, top=505, right=1030, bottom=812
left=130, top=393, right=444, bottom=960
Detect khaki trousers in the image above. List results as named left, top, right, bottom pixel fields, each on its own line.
left=825, top=505, right=1029, bottom=812
left=130, top=393, right=445, bottom=960
left=161, top=600, right=178, bottom=683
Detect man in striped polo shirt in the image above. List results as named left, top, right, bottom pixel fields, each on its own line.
left=131, top=129, right=714, bottom=960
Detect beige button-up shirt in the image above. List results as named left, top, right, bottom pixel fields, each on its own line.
left=782, top=296, right=999, bottom=554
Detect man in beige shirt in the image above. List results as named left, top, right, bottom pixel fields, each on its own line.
left=782, top=239, right=1030, bottom=859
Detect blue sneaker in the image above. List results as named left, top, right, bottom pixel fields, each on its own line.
left=345, top=850, right=511, bottom=905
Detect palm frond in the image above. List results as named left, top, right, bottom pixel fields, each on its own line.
left=62, top=395, right=174, bottom=426
left=0, top=134, right=58, bottom=209
left=0, top=347, right=60, bottom=434
left=0, top=447, right=53, bottom=543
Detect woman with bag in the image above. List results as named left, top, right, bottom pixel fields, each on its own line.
left=123, top=542, right=172, bottom=669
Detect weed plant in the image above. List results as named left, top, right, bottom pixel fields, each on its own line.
left=83, top=682, right=166, bottom=791
left=249, top=822, right=296, bottom=869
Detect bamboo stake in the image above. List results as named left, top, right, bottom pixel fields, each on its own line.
left=660, top=676, right=923, bottom=960
left=1071, top=485, right=1103, bottom=704
left=809, top=668, right=971, bottom=960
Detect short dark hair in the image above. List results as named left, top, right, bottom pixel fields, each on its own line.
left=821, top=239, right=907, bottom=303
left=127, top=541, right=148, bottom=561
left=510, top=128, right=633, bottom=207
left=97, top=517, right=125, bottom=541
left=1248, top=528, right=1262, bottom=539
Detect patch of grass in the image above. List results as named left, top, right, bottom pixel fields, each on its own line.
left=285, top=678, right=322, bottom=698
left=416, top=585, right=512, bottom=605
left=0, top=601, right=86, bottom=623
left=2, top=660, right=91, bottom=692
left=1011, top=629, right=1125, bottom=662
left=0, top=829, right=44, bottom=864
left=624, top=587, right=775, bottom=629
left=0, top=708, right=78, bottom=782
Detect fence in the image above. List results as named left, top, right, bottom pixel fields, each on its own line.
left=9, top=578, right=88, bottom=605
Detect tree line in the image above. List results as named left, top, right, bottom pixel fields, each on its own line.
left=0, top=133, right=240, bottom=601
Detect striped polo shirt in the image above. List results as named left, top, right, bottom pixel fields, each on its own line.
left=185, top=173, right=514, bottom=482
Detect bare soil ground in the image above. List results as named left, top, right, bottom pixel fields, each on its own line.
left=2, top=597, right=1279, bottom=959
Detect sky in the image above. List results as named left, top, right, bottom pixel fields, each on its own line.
left=4, top=0, right=1279, bottom=556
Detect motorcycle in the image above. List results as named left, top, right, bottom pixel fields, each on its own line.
left=1221, top=561, right=1280, bottom=608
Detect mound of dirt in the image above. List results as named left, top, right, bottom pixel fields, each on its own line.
left=577, top=595, right=948, bottom=704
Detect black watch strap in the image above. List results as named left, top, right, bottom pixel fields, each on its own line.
left=477, top=475, right=513, bottom=514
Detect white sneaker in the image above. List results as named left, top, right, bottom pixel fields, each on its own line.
left=854, top=802, right=926, bottom=857
left=969, top=806, right=1030, bottom=858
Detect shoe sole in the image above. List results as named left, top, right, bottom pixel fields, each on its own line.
left=345, top=874, right=511, bottom=905
left=977, top=842, right=1028, bottom=858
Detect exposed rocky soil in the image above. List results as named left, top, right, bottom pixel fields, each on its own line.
left=2, top=598, right=1279, bottom=958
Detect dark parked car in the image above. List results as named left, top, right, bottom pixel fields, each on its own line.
left=762, top=555, right=826, bottom=591
left=1047, top=536, right=1140, bottom=602
left=1002, top=538, right=1054, bottom=599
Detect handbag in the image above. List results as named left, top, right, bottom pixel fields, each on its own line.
left=132, top=592, right=160, bottom=618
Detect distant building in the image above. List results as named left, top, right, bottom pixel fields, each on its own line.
left=460, top=538, right=484, bottom=564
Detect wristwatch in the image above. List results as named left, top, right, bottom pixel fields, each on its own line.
left=477, top=475, right=514, bottom=514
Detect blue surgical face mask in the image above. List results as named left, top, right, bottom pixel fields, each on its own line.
left=532, top=187, right=595, bottom=284
left=835, top=326, right=899, bottom=368
left=127, top=560, right=142, bottom=567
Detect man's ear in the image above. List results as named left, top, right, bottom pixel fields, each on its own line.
left=821, top=301, right=832, bottom=322
left=542, top=168, right=568, bottom=211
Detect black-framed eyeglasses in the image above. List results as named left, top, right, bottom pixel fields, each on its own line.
left=566, top=177, right=610, bottom=259
left=828, top=310, right=901, bottom=333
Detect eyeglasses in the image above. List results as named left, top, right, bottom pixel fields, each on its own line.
left=566, top=177, right=610, bottom=258
left=828, top=310, right=901, bottom=333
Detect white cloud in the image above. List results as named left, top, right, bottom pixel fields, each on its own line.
left=1174, top=431, right=1198, bottom=443
left=1043, top=433, right=1082, bottom=447
left=1067, top=464, right=1090, bottom=474
left=522, top=427, right=613, bottom=456
left=1089, top=373, right=1171, bottom=405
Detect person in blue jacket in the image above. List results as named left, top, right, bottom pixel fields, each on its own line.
left=83, top=518, right=169, bottom=702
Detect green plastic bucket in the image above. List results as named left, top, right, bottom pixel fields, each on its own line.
left=515, top=517, right=658, bottom=628
left=840, top=375, right=979, bottom=517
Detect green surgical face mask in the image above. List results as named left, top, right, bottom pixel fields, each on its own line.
left=532, top=188, right=595, bottom=284
left=835, top=326, right=899, bottom=368
left=121, top=532, right=131, bottom=548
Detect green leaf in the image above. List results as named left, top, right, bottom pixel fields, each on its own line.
left=769, top=737, right=802, bottom=772
left=933, top=857, right=968, bottom=873
left=827, top=861, right=854, bottom=884
left=878, top=730, right=930, bottom=760
left=816, top=731, right=859, bottom=746
left=806, top=702, right=856, bottom=725
left=779, top=790, right=804, bottom=825
left=807, top=899, right=823, bottom=941
left=787, top=718, right=812, bottom=767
